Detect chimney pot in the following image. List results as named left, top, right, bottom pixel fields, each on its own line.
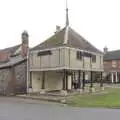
left=104, top=46, right=108, bottom=54
left=55, top=25, right=61, bottom=34
left=21, top=30, right=29, bottom=57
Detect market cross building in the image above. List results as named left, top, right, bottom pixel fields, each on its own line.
left=28, top=3, right=104, bottom=95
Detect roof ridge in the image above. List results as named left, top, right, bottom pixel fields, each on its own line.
left=1, top=44, right=20, bottom=51
left=107, top=49, right=120, bottom=53
left=104, top=49, right=120, bottom=61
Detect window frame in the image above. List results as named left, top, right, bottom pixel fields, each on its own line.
left=91, top=54, right=96, bottom=63
left=76, top=51, right=82, bottom=60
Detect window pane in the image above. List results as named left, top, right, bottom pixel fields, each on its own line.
left=92, top=55, right=96, bottom=62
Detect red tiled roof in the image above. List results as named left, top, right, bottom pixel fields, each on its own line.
left=0, top=51, right=10, bottom=62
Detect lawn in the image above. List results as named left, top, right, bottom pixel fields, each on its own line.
left=67, top=88, right=120, bottom=108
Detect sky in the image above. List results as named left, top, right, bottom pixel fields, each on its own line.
left=0, top=0, right=120, bottom=51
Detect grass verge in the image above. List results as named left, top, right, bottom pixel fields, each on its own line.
left=67, top=88, right=120, bottom=108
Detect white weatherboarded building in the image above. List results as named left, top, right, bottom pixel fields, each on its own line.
left=28, top=5, right=104, bottom=94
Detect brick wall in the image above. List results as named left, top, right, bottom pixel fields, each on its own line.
left=104, top=60, right=120, bottom=72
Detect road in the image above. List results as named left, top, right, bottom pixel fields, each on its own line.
left=0, top=97, right=119, bottom=120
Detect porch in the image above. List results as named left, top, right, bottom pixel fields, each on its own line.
left=104, top=72, right=120, bottom=84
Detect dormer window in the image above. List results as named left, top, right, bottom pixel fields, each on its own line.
left=37, top=50, right=52, bottom=56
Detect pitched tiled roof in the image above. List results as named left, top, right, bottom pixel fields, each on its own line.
left=0, top=44, right=21, bottom=63
left=0, top=44, right=26, bottom=68
left=2, top=44, right=21, bottom=55
left=0, top=55, right=26, bottom=69
left=104, top=50, right=120, bottom=61
left=32, top=28, right=66, bottom=51
left=0, top=51, right=9, bottom=62
left=31, top=27, right=102, bottom=54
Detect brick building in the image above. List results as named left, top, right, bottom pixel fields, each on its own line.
left=104, top=47, right=120, bottom=83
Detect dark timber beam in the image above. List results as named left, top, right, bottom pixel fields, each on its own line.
left=71, top=72, right=74, bottom=89
left=78, top=70, right=81, bottom=89
left=41, top=71, right=45, bottom=89
left=100, top=72, right=103, bottom=87
left=63, top=70, right=66, bottom=90
left=29, top=71, right=32, bottom=88
left=65, top=71, right=68, bottom=90
left=73, top=72, right=75, bottom=81
left=82, top=72, right=85, bottom=90
left=90, top=71, right=93, bottom=88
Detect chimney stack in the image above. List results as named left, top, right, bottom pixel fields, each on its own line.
left=103, top=46, right=108, bottom=54
left=21, top=30, right=29, bottom=57
left=54, top=25, right=61, bottom=34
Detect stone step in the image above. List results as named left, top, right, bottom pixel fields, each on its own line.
left=16, top=95, right=67, bottom=103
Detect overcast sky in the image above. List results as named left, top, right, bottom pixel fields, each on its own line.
left=0, top=0, right=120, bottom=51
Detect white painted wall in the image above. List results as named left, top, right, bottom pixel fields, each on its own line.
left=50, top=50, right=59, bottom=67
left=45, top=71, right=63, bottom=91
left=41, top=55, right=50, bottom=68
left=68, top=75, right=72, bottom=90
left=30, top=48, right=65, bottom=69
left=30, top=47, right=103, bottom=72
left=64, top=47, right=103, bottom=71
left=92, top=54, right=104, bottom=70
left=32, top=53, right=40, bottom=68
left=32, top=71, right=63, bottom=91
left=67, top=48, right=83, bottom=68
left=85, top=72, right=91, bottom=80
left=84, top=57, right=91, bottom=69
left=32, top=72, right=42, bottom=92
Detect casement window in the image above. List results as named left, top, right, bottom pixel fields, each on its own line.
left=37, top=50, right=52, bottom=56
left=112, top=60, right=117, bottom=68
left=92, top=54, right=96, bottom=63
left=76, top=51, right=82, bottom=60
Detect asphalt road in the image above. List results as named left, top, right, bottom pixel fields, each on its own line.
left=0, top=97, right=119, bottom=120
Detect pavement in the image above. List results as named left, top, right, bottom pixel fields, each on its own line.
left=16, top=90, right=108, bottom=104
left=0, top=97, right=119, bottom=120
left=104, top=83, right=120, bottom=88
left=16, top=94, right=67, bottom=103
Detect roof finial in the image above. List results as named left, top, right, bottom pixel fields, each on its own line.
left=64, top=0, right=69, bottom=44
left=66, top=0, right=69, bottom=26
